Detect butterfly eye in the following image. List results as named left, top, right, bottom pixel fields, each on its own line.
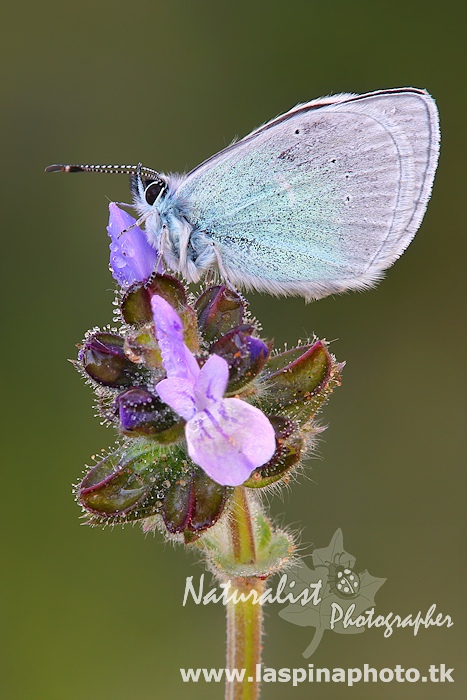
left=144, top=180, right=166, bottom=205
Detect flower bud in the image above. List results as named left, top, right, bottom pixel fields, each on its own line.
left=107, top=203, right=158, bottom=287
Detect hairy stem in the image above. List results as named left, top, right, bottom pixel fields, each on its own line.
left=225, top=487, right=265, bottom=700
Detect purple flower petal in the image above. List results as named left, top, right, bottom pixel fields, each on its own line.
left=151, top=295, right=200, bottom=380
left=194, top=354, right=229, bottom=411
left=185, top=398, right=276, bottom=486
left=151, top=295, right=277, bottom=486
left=156, top=377, right=197, bottom=421
left=107, top=203, right=158, bottom=287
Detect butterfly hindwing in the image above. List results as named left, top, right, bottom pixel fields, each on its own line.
left=177, top=89, right=439, bottom=299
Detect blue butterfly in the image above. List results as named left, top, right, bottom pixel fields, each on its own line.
left=47, top=87, right=439, bottom=300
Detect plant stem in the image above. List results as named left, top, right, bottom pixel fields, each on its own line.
left=225, top=487, right=265, bottom=700
left=225, top=577, right=264, bottom=700
left=229, top=486, right=257, bottom=565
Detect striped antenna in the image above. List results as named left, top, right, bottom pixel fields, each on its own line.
left=44, top=162, right=162, bottom=181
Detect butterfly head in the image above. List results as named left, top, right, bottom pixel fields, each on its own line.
left=129, top=163, right=168, bottom=212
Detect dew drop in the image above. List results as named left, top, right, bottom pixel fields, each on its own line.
left=112, top=254, right=127, bottom=270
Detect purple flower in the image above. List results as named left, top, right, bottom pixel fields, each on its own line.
left=107, top=203, right=159, bottom=287
left=151, top=295, right=276, bottom=486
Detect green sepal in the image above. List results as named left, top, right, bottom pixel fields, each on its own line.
left=209, top=325, right=269, bottom=393
left=260, top=341, right=336, bottom=420
left=121, top=274, right=187, bottom=325
left=78, top=441, right=194, bottom=524
left=116, top=387, right=185, bottom=441
left=162, top=468, right=231, bottom=536
left=244, top=418, right=303, bottom=489
left=195, top=285, right=245, bottom=344
left=80, top=332, right=146, bottom=388
left=78, top=441, right=166, bottom=522
left=201, top=497, right=295, bottom=578
left=124, top=323, right=163, bottom=369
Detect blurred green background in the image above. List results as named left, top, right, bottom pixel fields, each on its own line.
left=1, top=1, right=465, bottom=698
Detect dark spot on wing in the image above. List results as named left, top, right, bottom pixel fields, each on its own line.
left=278, top=147, right=296, bottom=162
left=278, top=141, right=303, bottom=162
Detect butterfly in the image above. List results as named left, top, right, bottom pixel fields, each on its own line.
left=46, top=87, right=439, bottom=300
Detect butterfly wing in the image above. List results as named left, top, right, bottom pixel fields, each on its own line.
left=177, top=88, right=439, bottom=299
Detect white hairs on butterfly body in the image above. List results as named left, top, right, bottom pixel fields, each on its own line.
left=47, top=88, right=440, bottom=300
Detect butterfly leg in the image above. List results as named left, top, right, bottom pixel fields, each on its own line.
left=211, top=242, right=248, bottom=302
left=203, top=268, right=216, bottom=285
left=154, top=224, right=169, bottom=274
left=111, top=201, right=133, bottom=209
left=117, top=210, right=151, bottom=238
